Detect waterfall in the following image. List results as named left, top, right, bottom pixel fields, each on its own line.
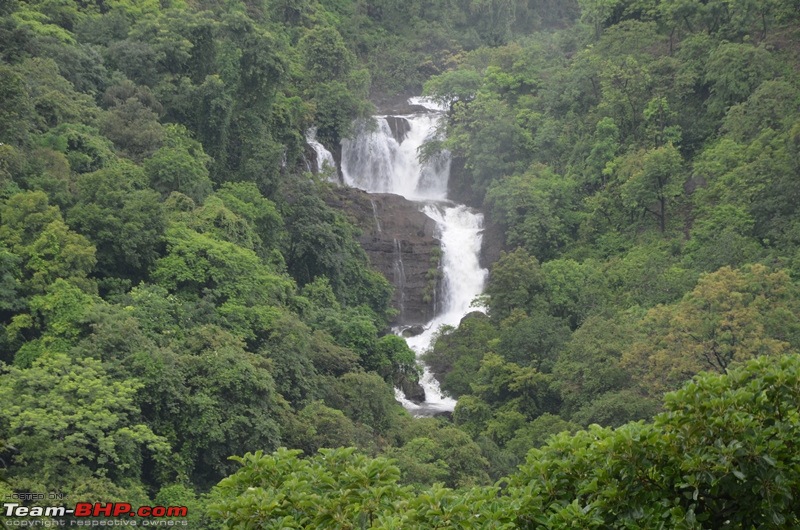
left=341, top=114, right=448, bottom=200
left=341, top=98, right=488, bottom=416
left=305, top=128, right=336, bottom=177
left=369, top=199, right=382, bottom=234
left=392, top=239, right=407, bottom=317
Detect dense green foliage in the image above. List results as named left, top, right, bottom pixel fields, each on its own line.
left=2, top=0, right=800, bottom=526
left=0, top=0, right=463, bottom=505
left=416, top=0, right=800, bottom=482
left=210, top=354, right=800, bottom=528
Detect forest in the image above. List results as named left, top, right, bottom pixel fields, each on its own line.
left=1, top=0, right=799, bottom=527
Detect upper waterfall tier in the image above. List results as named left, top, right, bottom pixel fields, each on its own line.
left=341, top=112, right=450, bottom=201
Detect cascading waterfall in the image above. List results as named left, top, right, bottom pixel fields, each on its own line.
left=369, top=199, right=382, bottom=234
left=342, top=98, right=488, bottom=416
left=305, top=128, right=336, bottom=177
left=341, top=114, right=448, bottom=200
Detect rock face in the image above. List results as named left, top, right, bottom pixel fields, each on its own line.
left=328, top=187, right=441, bottom=326
left=398, top=376, right=426, bottom=403
left=480, top=209, right=505, bottom=271
left=384, top=116, right=411, bottom=144
left=374, top=92, right=429, bottom=115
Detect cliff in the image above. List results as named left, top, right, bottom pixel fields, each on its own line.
left=327, top=187, right=441, bottom=326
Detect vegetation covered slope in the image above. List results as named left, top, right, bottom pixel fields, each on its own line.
left=0, top=0, right=499, bottom=502
left=211, top=355, right=800, bottom=528
left=2, top=0, right=800, bottom=527
left=419, top=0, right=800, bottom=478
left=0, top=0, right=576, bottom=507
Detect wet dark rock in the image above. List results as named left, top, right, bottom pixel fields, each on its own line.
left=479, top=209, right=505, bottom=271
left=327, top=187, right=441, bottom=325
left=433, top=410, right=453, bottom=420
left=399, top=378, right=426, bottom=404
left=460, top=311, right=489, bottom=325
left=385, top=116, right=411, bottom=144
left=401, top=324, right=426, bottom=337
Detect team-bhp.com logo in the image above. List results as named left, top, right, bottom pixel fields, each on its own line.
left=3, top=502, right=188, bottom=526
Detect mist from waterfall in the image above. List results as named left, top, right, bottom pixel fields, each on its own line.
left=341, top=99, right=487, bottom=416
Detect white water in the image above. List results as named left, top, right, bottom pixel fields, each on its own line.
left=401, top=203, right=487, bottom=415
left=341, top=114, right=449, bottom=200
left=341, top=99, right=488, bottom=416
left=305, top=128, right=336, bottom=178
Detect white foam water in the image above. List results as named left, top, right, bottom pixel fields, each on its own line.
left=341, top=101, right=487, bottom=416
left=306, top=127, right=336, bottom=178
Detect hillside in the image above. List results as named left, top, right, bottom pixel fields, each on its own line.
left=1, top=0, right=800, bottom=527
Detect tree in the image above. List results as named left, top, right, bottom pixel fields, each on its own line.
left=583, top=117, right=620, bottom=189
left=144, top=124, right=212, bottom=203
left=0, top=243, right=23, bottom=317
left=67, top=161, right=165, bottom=281
left=683, top=204, right=763, bottom=272
left=211, top=182, right=284, bottom=257
left=446, top=95, right=533, bottom=200
left=171, top=326, right=288, bottom=487
left=485, top=248, right=545, bottom=321
left=0, top=353, right=169, bottom=498
left=287, top=401, right=360, bottom=456
left=280, top=180, right=392, bottom=315
left=325, top=372, right=400, bottom=435
left=386, top=425, right=490, bottom=488
left=152, top=223, right=294, bottom=340
left=102, top=320, right=290, bottom=489
left=189, top=74, right=233, bottom=172
left=17, top=57, right=99, bottom=130
left=8, top=279, right=97, bottom=367
left=497, top=311, right=570, bottom=371
left=622, top=265, right=800, bottom=397
left=570, top=388, right=660, bottom=427
left=467, top=0, right=517, bottom=46
left=100, top=98, right=165, bottom=162
left=552, top=310, right=641, bottom=418
left=258, top=312, right=319, bottom=409
left=541, top=258, right=610, bottom=329
left=486, top=164, right=582, bottom=260
left=578, top=0, right=627, bottom=38
left=721, top=80, right=800, bottom=143
left=423, top=68, right=484, bottom=109
left=704, top=42, right=776, bottom=117
left=208, top=356, right=800, bottom=528
left=509, top=354, right=800, bottom=529
left=505, top=413, right=580, bottom=459
left=0, top=191, right=96, bottom=295
left=39, top=123, right=115, bottom=173
left=371, top=333, right=419, bottom=384
left=424, top=312, right=498, bottom=397
left=309, top=80, right=369, bottom=149
left=597, top=52, right=653, bottom=142
left=298, top=26, right=354, bottom=84
left=471, top=353, right=558, bottom=417
left=208, top=448, right=406, bottom=529
left=0, top=65, right=33, bottom=145
left=237, top=29, right=287, bottom=109
left=604, top=240, right=697, bottom=308
left=617, top=143, right=684, bottom=232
